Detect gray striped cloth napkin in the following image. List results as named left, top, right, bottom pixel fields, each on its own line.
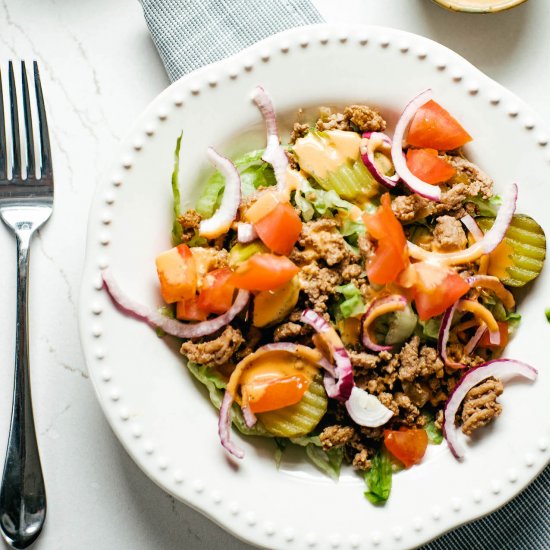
left=138, top=2, right=549, bottom=548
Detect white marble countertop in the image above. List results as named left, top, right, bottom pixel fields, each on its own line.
left=0, top=0, right=548, bottom=548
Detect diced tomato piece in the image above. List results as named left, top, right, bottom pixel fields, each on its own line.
left=197, top=268, right=235, bottom=314
left=478, top=321, right=509, bottom=349
left=406, top=148, right=456, bottom=184
left=176, top=298, right=209, bottom=321
left=412, top=262, right=470, bottom=320
left=407, top=100, right=472, bottom=151
left=228, top=253, right=299, bottom=291
left=245, top=374, right=310, bottom=413
left=363, top=193, right=409, bottom=285
left=254, top=202, right=302, bottom=255
left=156, top=244, right=197, bottom=303
left=384, top=428, right=428, bottom=468
left=244, top=191, right=280, bottom=224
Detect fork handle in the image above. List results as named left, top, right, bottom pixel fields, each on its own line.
left=0, top=228, right=46, bottom=549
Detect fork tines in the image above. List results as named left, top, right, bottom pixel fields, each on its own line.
left=0, top=61, right=52, bottom=183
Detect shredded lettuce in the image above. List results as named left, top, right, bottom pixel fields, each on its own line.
left=467, top=195, right=502, bottom=218
left=336, top=283, right=367, bottom=319
left=294, top=178, right=355, bottom=221
left=364, top=448, right=393, bottom=505
left=546, top=308, right=550, bottom=323
left=425, top=415, right=443, bottom=445
left=419, top=316, right=441, bottom=341
left=195, top=149, right=272, bottom=218
left=171, top=133, right=184, bottom=245
left=290, top=435, right=344, bottom=481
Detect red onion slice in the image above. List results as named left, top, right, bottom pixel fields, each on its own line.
left=391, top=89, right=442, bottom=202
left=360, top=132, right=399, bottom=189
left=443, top=359, right=537, bottom=459
left=460, top=214, right=484, bottom=241
left=199, top=148, right=242, bottom=239
left=241, top=405, right=257, bottom=429
left=237, top=222, right=258, bottom=243
left=218, top=391, right=245, bottom=459
left=102, top=269, right=250, bottom=339
left=437, top=301, right=464, bottom=369
left=361, top=295, right=408, bottom=352
left=300, top=309, right=354, bottom=401
left=464, top=324, right=487, bottom=356
left=345, top=386, right=394, bottom=427
left=408, top=183, right=517, bottom=265
left=252, top=86, right=289, bottom=194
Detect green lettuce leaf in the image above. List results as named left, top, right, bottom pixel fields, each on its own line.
left=290, top=435, right=344, bottom=481
left=171, top=133, right=184, bottom=245
left=425, top=416, right=443, bottom=445
left=336, top=283, right=367, bottom=319
left=467, top=195, right=502, bottom=218
left=364, top=448, right=393, bottom=505
left=546, top=309, right=550, bottom=323
left=195, top=149, right=272, bottom=218
left=294, top=177, right=355, bottom=221
left=419, top=317, right=441, bottom=341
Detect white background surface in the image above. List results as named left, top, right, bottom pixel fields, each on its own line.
left=0, top=1, right=548, bottom=549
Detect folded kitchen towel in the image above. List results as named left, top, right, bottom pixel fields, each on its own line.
left=139, top=3, right=549, bottom=548
left=139, top=0, right=323, bottom=82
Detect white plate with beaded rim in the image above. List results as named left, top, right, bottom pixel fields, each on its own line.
left=79, top=24, right=550, bottom=550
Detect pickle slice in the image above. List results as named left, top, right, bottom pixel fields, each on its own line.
left=478, top=214, right=546, bottom=287
left=257, top=377, right=328, bottom=437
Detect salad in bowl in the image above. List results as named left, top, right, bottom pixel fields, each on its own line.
left=103, top=86, right=544, bottom=504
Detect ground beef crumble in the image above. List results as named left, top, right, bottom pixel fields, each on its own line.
left=320, top=425, right=355, bottom=449
left=432, top=215, right=468, bottom=251
left=461, top=377, right=504, bottom=435
left=315, top=105, right=386, bottom=134
left=177, top=209, right=201, bottom=243
left=180, top=326, right=244, bottom=367
left=298, top=262, right=342, bottom=313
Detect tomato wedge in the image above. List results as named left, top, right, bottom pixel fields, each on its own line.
left=228, top=253, right=300, bottom=291
left=384, top=428, right=428, bottom=468
left=363, top=193, right=409, bottom=285
left=156, top=243, right=197, bottom=304
left=245, top=374, right=310, bottom=413
left=407, top=100, right=472, bottom=151
left=254, top=202, right=302, bottom=255
left=412, top=262, right=470, bottom=320
left=197, top=267, right=235, bottom=314
left=478, top=321, right=509, bottom=349
left=176, top=297, right=209, bottom=321
left=406, top=148, right=456, bottom=184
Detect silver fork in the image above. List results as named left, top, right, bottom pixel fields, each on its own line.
left=0, top=61, right=52, bottom=549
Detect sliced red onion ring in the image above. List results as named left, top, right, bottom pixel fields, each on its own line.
left=360, top=132, right=399, bottom=189
left=391, top=89, right=442, bottom=202
left=218, top=391, right=244, bottom=459
left=408, top=183, right=518, bottom=265
left=101, top=269, right=250, bottom=339
left=437, top=302, right=464, bottom=369
left=464, top=324, right=487, bottom=356
left=345, top=386, right=394, bottom=427
left=460, top=214, right=484, bottom=241
left=199, top=148, right=242, bottom=239
left=361, top=295, right=408, bottom=352
left=252, top=86, right=289, bottom=193
left=443, top=359, right=537, bottom=459
left=300, top=309, right=354, bottom=401
left=237, top=222, right=258, bottom=243
left=241, top=405, right=257, bottom=429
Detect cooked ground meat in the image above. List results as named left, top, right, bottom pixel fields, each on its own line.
left=434, top=409, right=444, bottom=431
left=316, top=108, right=350, bottom=132
left=234, top=327, right=261, bottom=362
left=177, top=209, right=201, bottom=243
left=180, top=326, right=244, bottom=367
left=352, top=448, right=371, bottom=471
left=398, top=336, right=445, bottom=382
left=289, top=122, right=310, bottom=144
left=447, top=155, right=493, bottom=199
left=320, top=425, right=355, bottom=450
left=349, top=350, right=379, bottom=370
left=344, top=105, right=386, bottom=133
left=392, top=194, right=432, bottom=222
left=291, top=219, right=350, bottom=266
left=461, top=377, right=504, bottom=436
left=432, top=215, right=468, bottom=251
left=401, top=380, right=431, bottom=408
left=298, top=262, right=342, bottom=312
left=273, top=322, right=305, bottom=342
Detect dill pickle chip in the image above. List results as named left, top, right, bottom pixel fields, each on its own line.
left=478, top=214, right=546, bottom=287
left=257, top=377, right=328, bottom=437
